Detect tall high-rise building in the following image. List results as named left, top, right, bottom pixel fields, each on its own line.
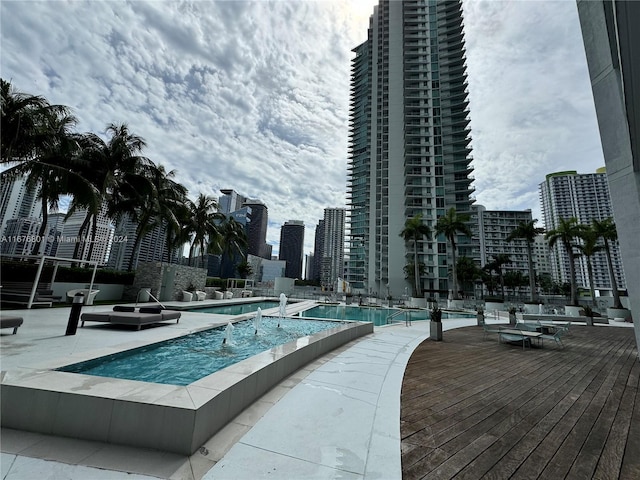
left=218, top=189, right=247, bottom=215
left=107, top=214, right=177, bottom=271
left=577, top=0, right=640, bottom=352
left=0, top=174, right=42, bottom=238
left=279, top=220, right=305, bottom=279
left=532, top=234, right=552, bottom=280
left=320, top=208, right=345, bottom=289
left=539, top=170, right=626, bottom=291
left=0, top=217, right=41, bottom=255
left=55, top=206, right=114, bottom=264
left=43, top=212, right=65, bottom=256
left=473, top=206, right=533, bottom=297
left=312, top=219, right=325, bottom=283
left=242, top=199, right=269, bottom=259
left=347, top=0, right=475, bottom=298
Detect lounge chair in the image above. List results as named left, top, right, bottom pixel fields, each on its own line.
left=0, top=315, right=24, bottom=334
left=81, top=306, right=181, bottom=330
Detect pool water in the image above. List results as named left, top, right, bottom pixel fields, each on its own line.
left=190, top=300, right=279, bottom=315
left=299, top=305, right=429, bottom=326
left=58, top=317, right=345, bottom=386
left=298, top=305, right=475, bottom=326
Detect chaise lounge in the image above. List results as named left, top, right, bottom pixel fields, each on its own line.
left=81, top=306, right=181, bottom=330
left=0, top=315, right=24, bottom=334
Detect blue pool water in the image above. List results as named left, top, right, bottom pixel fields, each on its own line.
left=298, top=305, right=475, bottom=326
left=58, top=317, right=345, bottom=386
left=189, top=300, right=279, bottom=315
left=299, top=305, right=429, bottom=326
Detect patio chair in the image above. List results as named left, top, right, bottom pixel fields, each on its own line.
left=483, top=323, right=501, bottom=340
left=514, top=320, right=541, bottom=332
left=540, top=327, right=568, bottom=348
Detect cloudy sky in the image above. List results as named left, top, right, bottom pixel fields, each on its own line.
left=0, top=0, right=604, bottom=257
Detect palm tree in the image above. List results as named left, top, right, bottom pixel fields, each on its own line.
left=22, top=108, right=80, bottom=255
left=1, top=80, right=83, bottom=255
left=77, top=124, right=152, bottom=260
left=576, top=226, right=603, bottom=305
left=591, top=217, right=623, bottom=309
left=212, top=217, right=248, bottom=278
left=546, top=217, right=585, bottom=306
left=456, top=256, right=480, bottom=298
left=1, top=78, right=60, bottom=162
left=236, top=261, right=253, bottom=279
left=400, top=214, right=431, bottom=297
left=481, top=266, right=499, bottom=297
left=124, top=164, right=188, bottom=271
left=188, top=193, right=221, bottom=267
left=487, top=254, right=512, bottom=299
left=506, top=219, right=545, bottom=302
left=435, top=208, right=471, bottom=300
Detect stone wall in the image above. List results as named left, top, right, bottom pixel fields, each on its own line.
left=125, top=262, right=207, bottom=302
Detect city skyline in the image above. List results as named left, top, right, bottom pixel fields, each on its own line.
left=0, top=0, right=605, bottom=256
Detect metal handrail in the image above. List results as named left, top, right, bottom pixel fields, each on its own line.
left=386, top=310, right=412, bottom=326
left=135, top=289, right=166, bottom=309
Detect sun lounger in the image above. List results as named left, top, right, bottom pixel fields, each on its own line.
left=81, top=306, right=181, bottom=330
left=0, top=315, right=24, bottom=334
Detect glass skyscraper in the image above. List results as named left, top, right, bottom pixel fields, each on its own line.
left=347, top=0, right=475, bottom=299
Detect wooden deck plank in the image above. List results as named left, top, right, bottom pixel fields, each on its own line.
left=536, top=339, right=635, bottom=479
left=400, top=325, right=639, bottom=480
left=443, top=336, right=620, bottom=479
left=406, top=329, right=612, bottom=475
left=504, top=338, right=636, bottom=478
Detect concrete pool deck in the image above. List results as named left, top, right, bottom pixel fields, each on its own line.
left=0, top=300, right=469, bottom=479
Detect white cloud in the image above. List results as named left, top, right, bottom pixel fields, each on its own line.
left=1, top=0, right=602, bottom=259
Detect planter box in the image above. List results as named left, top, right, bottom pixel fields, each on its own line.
left=607, top=307, right=631, bottom=322
left=485, top=301, right=504, bottom=313
left=523, top=303, right=543, bottom=314
left=409, top=297, right=427, bottom=308
left=565, top=305, right=584, bottom=317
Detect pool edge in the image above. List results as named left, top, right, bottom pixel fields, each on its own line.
left=0, top=321, right=373, bottom=455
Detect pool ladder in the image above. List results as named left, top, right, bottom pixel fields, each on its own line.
left=386, top=310, right=412, bottom=326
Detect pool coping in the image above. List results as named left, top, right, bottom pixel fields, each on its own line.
left=1, top=315, right=373, bottom=455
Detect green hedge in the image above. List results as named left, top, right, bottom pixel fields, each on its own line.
left=205, top=277, right=246, bottom=289
left=0, top=260, right=134, bottom=284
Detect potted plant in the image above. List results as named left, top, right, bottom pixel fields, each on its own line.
left=430, top=306, right=443, bottom=341
left=345, top=292, right=353, bottom=305
left=508, top=306, right=517, bottom=325
left=476, top=307, right=485, bottom=326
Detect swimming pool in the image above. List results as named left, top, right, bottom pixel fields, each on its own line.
left=298, top=305, right=475, bottom=326
left=58, top=317, right=345, bottom=385
left=299, top=305, right=429, bottom=326
left=189, top=300, right=279, bottom=315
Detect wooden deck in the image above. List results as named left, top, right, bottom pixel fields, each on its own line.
left=401, top=324, right=639, bottom=479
